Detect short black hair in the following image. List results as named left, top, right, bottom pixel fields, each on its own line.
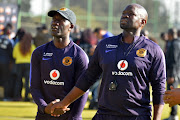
left=94, top=27, right=102, bottom=33
left=5, top=23, right=12, bottom=28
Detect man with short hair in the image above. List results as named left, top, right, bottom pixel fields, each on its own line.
left=30, top=8, right=89, bottom=120
left=93, top=27, right=113, bottom=41
left=51, top=4, right=166, bottom=120
left=0, top=23, right=14, bottom=101
left=34, top=24, right=52, bottom=47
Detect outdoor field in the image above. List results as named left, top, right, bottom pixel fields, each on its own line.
left=0, top=84, right=179, bottom=120
left=0, top=100, right=179, bottom=120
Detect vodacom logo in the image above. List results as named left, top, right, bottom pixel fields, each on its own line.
left=50, top=69, right=60, bottom=80
left=117, top=60, right=128, bottom=71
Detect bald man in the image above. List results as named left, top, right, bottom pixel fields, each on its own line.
left=50, top=4, right=166, bottom=120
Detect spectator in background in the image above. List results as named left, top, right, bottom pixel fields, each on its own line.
left=78, top=28, right=99, bottom=109
left=93, top=27, right=113, bottom=42
left=160, top=32, right=168, bottom=42
left=70, top=25, right=81, bottom=44
left=0, top=23, right=14, bottom=101
left=165, top=28, right=180, bottom=120
left=79, top=28, right=97, bottom=59
left=34, top=24, right=52, bottom=47
left=160, top=32, right=169, bottom=53
left=3, top=23, right=14, bottom=46
left=149, top=37, right=158, bottom=44
left=140, top=29, right=149, bottom=39
left=13, top=32, right=36, bottom=101
left=8, top=28, right=27, bottom=100
left=13, top=28, right=26, bottom=45
left=141, top=30, right=158, bottom=44
left=178, top=29, right=180, bottom=38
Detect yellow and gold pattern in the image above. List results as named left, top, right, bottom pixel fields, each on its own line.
left=62, top=56, right=72, bottom=66
left=60, top=8, right=67, bottom=11
left=136, top=48, right=147, bottom=57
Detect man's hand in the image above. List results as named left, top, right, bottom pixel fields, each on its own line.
left=163, top=86, right=180, bottom=107
left=45, top=102, right=55, bottom=114
left=45, top=99, right=61, bottom=114
left=167, top=77, right=175, bottom=84
left=51, top=108, right=68, bottom=117
left=51, top=101, right=70, bottom=117
left=50, top=87, right=85, bottom=117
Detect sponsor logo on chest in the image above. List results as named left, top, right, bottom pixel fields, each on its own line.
left=112, top=60, right=133, bottom=76
left=44, top=69, right=64, bottom=86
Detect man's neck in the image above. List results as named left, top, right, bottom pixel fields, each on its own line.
left=53, top=37, right=70, bottom=49
left=122, top=30, right=141, bottom=44
left=122, top=36, right=134, bottom=44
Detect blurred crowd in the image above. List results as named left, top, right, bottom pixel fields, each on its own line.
left=160, top=28, right=180, bottom=120
left=0, top=23, right=52, bottom=102
left=0, top=22, right=113, bottom=104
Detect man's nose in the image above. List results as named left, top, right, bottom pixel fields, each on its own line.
left=51, top=21, right=60, bottom=26
left=122, top=14, right=129, bottom=18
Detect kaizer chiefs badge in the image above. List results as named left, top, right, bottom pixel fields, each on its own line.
left=62, top=56, right=72, bottom=66
left=136, top=48, right=147, bottom=57
left=60, top=8, right=67, bottom=11
left=50, top=69, right=60, bottom=80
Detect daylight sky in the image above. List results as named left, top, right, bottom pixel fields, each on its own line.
left=30, top=0, right=51, bottom=15
left=29, top=0, right=180, bottom=27
left=161, top=0, right=180, bottom=25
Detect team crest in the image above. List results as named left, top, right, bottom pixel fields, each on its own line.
left=117, top=60, right=128, bottom=71
left=50, top=69, right=60, bottom=80
left=62, top=56, right=72, bottom=66
left=136, top=48, right=147, bottom=57
left=60, top=8, right=67, bottom=11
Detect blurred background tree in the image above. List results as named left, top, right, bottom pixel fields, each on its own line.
left=0, top=0, right=179, bottom=49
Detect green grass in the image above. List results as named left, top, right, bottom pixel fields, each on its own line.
left=0, top=101, right=96, bottom=120
left=0, top=84, right=179, bottom=120
left=0, top=101, right=179, bottom=120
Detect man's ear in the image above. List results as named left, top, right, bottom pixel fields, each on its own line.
left=69, top=24, right=74, bottom=31
left=141, top=19, right=146, bottom=28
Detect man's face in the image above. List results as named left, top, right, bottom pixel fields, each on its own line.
left=94, top=32, right=102, bottom=40
left=5, top=26, right=12, bottom=35
left=120, top=5, right=142, bottom=30
left=168, top=33, right=173, bottom=40
left=51, top=13, right=71, bottom=37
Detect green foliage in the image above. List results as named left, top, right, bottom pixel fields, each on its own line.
left=0, top=0, right=170, bottom=46
left=20, top=0, right=31, bottom=12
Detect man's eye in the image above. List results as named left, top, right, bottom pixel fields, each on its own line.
left=61, top=19, right=66, bottom=22
left=129, top=13, right=135, bottom=16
